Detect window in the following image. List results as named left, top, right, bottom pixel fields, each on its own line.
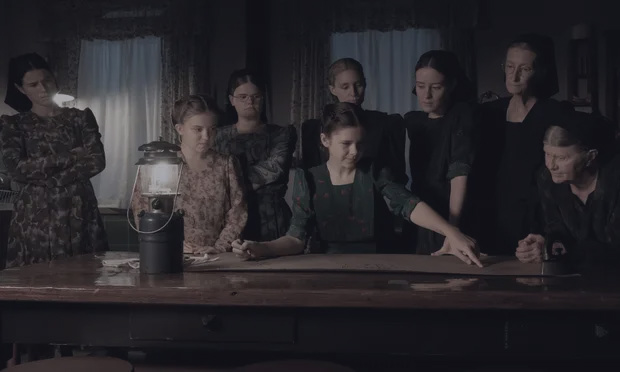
left=76, top=36, right=162, bottom=208
left=331, top=28, right=441, bottom=115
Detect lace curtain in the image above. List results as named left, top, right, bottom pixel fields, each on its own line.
left=77, top=37, right=162, bottom=208
left=41, top=0, right=212, bottom=143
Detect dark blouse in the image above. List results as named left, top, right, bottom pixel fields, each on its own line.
left=405, top=102, right=474, bottom=254
left=287, top=162, right=419, bottom=254
left=215, top=124, right=297, bottom=241
left=467, top=97, right=567, bottom=255
left=301, top=110, right=407, bottom=184
left=538, top=155, right=620, bottom=264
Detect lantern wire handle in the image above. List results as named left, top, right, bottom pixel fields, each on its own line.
left=126, top=164, right=184, bottom=234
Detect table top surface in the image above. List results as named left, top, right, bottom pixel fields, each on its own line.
left=0, top=252, right=618, bottom=310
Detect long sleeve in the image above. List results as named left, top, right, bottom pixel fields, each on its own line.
left=46, top=108, right=106, bottom=187
left=286, top=169, right=314, bottom=242
left=373, top=163, right=420, bottom=221
left=446, top=103, right=474, bottom=180
left=214, top=155, right=248, bottom=252
left=247, top=125, right=297, bottom=190
left=607, top=187, right=620, bottom=247
left=537, top=169, right=575, bottom=249
left=0, top=115, right=75, bottom=186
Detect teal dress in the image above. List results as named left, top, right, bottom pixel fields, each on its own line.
left=287, top=162, right=419, bottom=253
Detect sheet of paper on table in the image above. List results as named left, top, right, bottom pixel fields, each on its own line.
left=184, top=252, right=554, bottom=276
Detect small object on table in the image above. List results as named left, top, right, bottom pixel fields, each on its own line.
left=184, top=253, right=220, bottom=266
left=541, top=240, right=576, bottom=276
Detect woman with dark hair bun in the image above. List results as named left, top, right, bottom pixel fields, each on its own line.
left=404, top=50, right=476, bottom=255
left=0, top=53, right=108, bottom=268
left=232, top=102, right=481, bottom=267
left=215, top=69, right=297, bottom=241
left=467, top=33, right=571, bottom=256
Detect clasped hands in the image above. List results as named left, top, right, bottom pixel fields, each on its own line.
left=515, top=234, right=566, bottom=263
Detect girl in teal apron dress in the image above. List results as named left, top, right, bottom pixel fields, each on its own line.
left=233, top=103, right=481, bottom=267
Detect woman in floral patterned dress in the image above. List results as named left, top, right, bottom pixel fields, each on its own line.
left=132, top=95, right=247, bottom=254
left=216, top=69, right=296, bottom=241
left=0, top=53, right=108, bottom=268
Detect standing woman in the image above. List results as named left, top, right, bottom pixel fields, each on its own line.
left=405, top=50, right=476, bottom=255
left=0, top=53, right=108, bottom=268
left=468, top=34, right=567, bottom=255
left=216, top=69, right=297, bottom=241
left=301, top=58, right=406, bottom=183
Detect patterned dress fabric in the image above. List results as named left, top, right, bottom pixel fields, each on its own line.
left=215, top=124, right=297, bottom=241
left=0, top=108, right=108, bottom=268
left=131, top=149, right=247, bottom=254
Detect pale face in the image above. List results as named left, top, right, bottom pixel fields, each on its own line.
left=504, top=47, right=536, bottom=96
left=320, top=126, right=364, bottom=169
left=415, top=67, right=448, bottom=117
left=329, top=69, right=365, bottom=106
left=175, top=112, right=217, bottom=155
left=17, top=69, right=58, bottom=108
left=229, top=82, right=263, bottom=119
left=543, top=143, right=591, bottom=184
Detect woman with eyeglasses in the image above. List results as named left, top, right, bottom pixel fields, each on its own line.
left=467, top=34, right=571, bottom=255
left=215, top=69, right=297, bottom=241
left=404, top=50, right=476, bottom=256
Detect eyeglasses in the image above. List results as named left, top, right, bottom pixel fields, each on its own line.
left=501, top=63, right=534, bottom=77
left=232, top=94, right=264, bottom=102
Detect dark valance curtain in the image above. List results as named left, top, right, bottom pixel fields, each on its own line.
left=281, top=0, right=485, bottom=160
left=40, top=0, right=213, bottom=142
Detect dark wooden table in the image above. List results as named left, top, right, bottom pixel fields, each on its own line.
left=0, top=253, right=619, bottom=360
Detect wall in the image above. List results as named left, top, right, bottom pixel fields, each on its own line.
left=267, top=1, right=295, bottom=126
left=208, top=0, right=247, bottom=109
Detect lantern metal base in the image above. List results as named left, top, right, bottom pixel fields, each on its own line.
left=138, top=211, right=184, bottom=274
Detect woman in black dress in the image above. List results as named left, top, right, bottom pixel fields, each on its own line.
left=301, top=58, right=406, bottom=183
left=516, top=111, right=620, bottom=267
left=405, top=50, right=476, bottom=255
left=468, top=33, right=568, bottom=255
left=215, top=69, right=297, bottom=241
